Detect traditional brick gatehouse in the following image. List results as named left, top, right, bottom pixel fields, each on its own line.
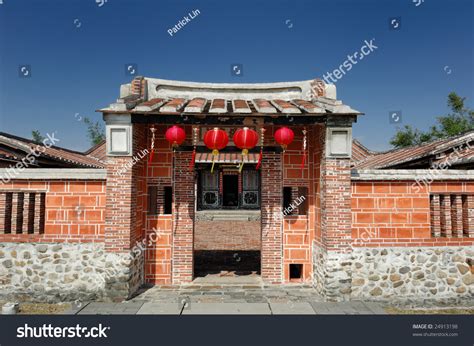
left=0, top=77, right=473, bottom=302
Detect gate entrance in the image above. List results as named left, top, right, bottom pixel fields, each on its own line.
left=194, top=164, right=261, bottom=280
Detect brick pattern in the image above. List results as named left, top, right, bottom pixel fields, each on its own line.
left=145, top=125, right=174, bottom=284
left=105, top=157, right=135, bottom=252
left=0, top=192, right=5, bottom=231
left=261, top=152, right=283, bottom=283
left=194, top=220, right=261, bottom=250
left=450, top=195, right=463, bottom=238
left=430, top=193, right=473, bottom=238
left=0, top=180, right=105, bottom=242
left=172, top=151, right=195, bottom=284
left=0, top=191, right=45, bottom=234
left=321, top=157, right=352, bottom=253
left=463, top=195, right=474, bottom=237
left=105, top=124, right=147, bottom=253
left=145, top=216, right=173, bottom=284
left=440, top=195, right=452, bottom=237
left=283, top=217, right=311, bottom=281
left=352, top=181, right=474, bottom=247
left=430, top=194, right=441, bottom=237
left=281, top=126, right=321, bottom=282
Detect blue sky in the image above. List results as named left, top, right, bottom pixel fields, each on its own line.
left=0, top=0, right=472, bottom=151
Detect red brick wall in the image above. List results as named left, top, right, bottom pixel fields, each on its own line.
left=280, top=125, right=324, bottom=282
left=352, top=180, right=474, bottom=247
left=0, top=180, right=105, bottom=242
left=105, top=123, right=147, bottom=253
left=172, top=151, right=195, bottom=283
left=194, top=220, right=261, bottom=250
left=144, top=125, right=174, bottom=284
left=145, top=216, right=173, bottom=284
left=261, top=152, right=283, bottom=283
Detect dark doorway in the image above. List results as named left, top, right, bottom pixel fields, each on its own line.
left=194, top=250, right=261, bottom=277
left=223, top=175, right=239, bottom=207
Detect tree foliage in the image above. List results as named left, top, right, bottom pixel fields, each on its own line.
left=82, top=117, right=105, bottom=146
left=31, top=130, right=45, bottom=143
left=390, top=92, right=474, bottom=148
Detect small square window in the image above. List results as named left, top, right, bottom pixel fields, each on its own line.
left=290, top=264, right=303, bottom=280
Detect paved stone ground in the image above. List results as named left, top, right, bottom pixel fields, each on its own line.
left=71, top=285, right=388, bottom=315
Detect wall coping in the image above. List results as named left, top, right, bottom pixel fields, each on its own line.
left=0, top=168, right=106, bottom=181
left=351, top=169, right=474, bottom=181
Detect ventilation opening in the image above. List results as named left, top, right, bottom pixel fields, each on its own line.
left=289, top=263, right=303, bottom=280
left=164, top=186, right=172, bottom=214
left=147, top=186, right=158, bottom=215
left=297, top=186, right=308, bottom=215
left=283, top=187, right=292, bottom=214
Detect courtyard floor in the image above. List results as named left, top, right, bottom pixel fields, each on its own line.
left=69, top=282, right=388, bottom=315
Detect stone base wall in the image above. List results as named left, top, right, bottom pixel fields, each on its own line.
left=313, top=242, right=474, bottom=302
left=351, top=246, right=473, bottom=301
left=0, top=242, right=144, bottom=303
left=313, top=244, right=352, bottom=301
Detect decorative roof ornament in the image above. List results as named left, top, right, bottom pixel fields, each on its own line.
left=310, top=78, right=326, bottom=99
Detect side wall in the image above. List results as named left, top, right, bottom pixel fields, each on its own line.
left=0, top=179, right=105, bottom=242
left=0, top=177, right=112, bottom=301
left=350, top=180, right=474, bottom=300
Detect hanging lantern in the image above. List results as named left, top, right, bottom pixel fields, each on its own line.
left=233, top=127, right=259, bottom=172
left=203, top=128, right=229, bottom=173
left=274, top=127, right=294, bottom=151
left=165, top=125, right=186, bottom=149
left=148, top=126, right=157, bottom=164
left=256, top=127, right=265, bottom=170
left=301, top=128, right=307, bottom=172
left=189, top=127, right=199, bottom=171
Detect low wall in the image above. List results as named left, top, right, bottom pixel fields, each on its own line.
left=0, top=242, right=144, bottom=302
left=0, top=172, right=106, bottom=242
left=351, top=246, right=473, bottom=301
left=313, top=243, right=474, bottom=302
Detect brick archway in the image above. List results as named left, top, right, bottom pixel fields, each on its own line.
left=171, top=151, right=284, bottom=284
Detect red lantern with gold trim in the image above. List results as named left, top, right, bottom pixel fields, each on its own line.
left=165, top=125, right=186, bottom=148
left=233, top=127, right=258, bottom=172
left=203, top=128, right=229, bottom=173
left=274, top=127, right=294, bottom=151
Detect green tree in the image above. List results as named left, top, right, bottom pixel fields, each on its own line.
left=82, top=117, right=105, bottom=146
left=31, top=130, right=45, bottom=143
left=390, top=92, right=474, bottom=148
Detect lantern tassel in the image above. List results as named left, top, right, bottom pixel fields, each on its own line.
left=211, top=158, right=216, bottom=173
left=148, top=149, right=155, bottom=164
left=189, top=148, right=196, bottom=170
left=300, top=152, right=306, bottom=171
left=211, top=149, right=218, bottom=173
left=256, top=149, right=263, bottom=170
left=300, top=128, right=307, bottom=172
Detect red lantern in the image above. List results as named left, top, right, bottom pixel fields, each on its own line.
left=165, top=125, right=186, bottom=148
left=233, top=127, right=258, bottom=172
left=274, top=127, right=294, bottom=151
left=203, top=128, right=229, bottom=172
